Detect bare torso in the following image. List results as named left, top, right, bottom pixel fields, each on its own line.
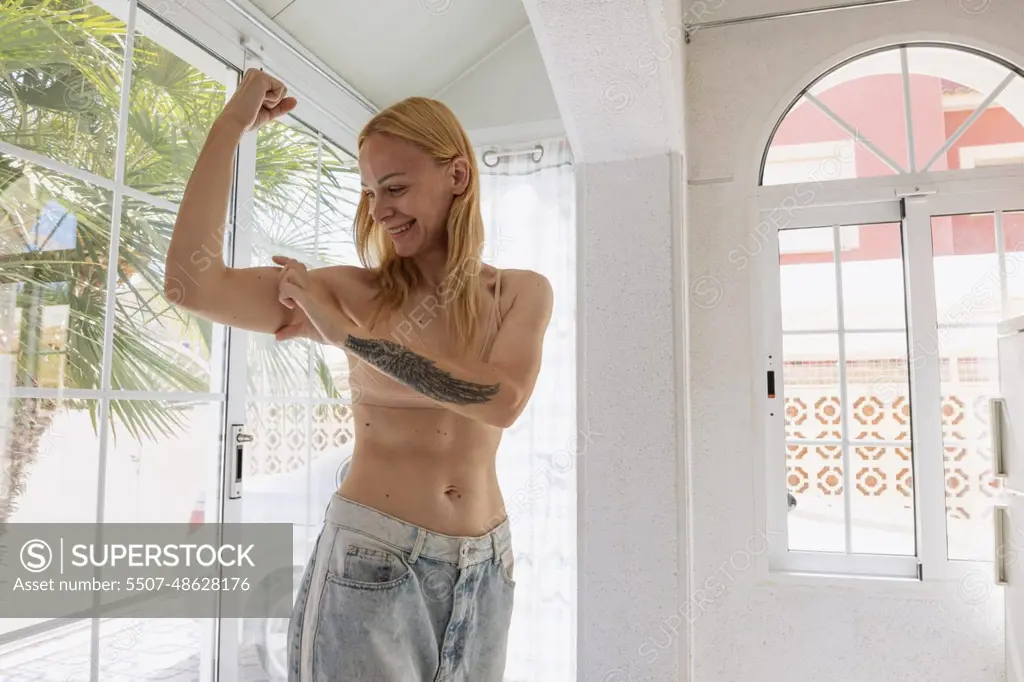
left=332, top=264, right=511, bottom=537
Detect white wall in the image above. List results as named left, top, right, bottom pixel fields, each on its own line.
left=577, top=153, right=685, bottom=682
left=685, top=0, right=1022, bottom=680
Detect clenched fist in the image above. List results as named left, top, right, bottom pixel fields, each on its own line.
left=219, top=68, right=297, bottom=134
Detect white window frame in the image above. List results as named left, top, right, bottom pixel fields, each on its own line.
left=751, top=167, right=1024, bottom=588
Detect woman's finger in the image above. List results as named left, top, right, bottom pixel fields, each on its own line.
left=275, top=322, right=304, bottom=342
left=267, top=97, right=298, bottom=121
left=272, top=255, right=307, bottom=273
left=282, top=268, right=308, bottom=288
left=279, top=281, right=300, bottom=309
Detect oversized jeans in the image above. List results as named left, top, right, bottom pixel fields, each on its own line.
left=286, top=487, right=516, bottom=681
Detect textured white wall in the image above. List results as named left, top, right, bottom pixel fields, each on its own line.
left=685, top=0, right=1023, bottom=680
left=577, top=153, right=685, bottom=682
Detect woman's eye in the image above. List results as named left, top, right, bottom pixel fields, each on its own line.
left=388, top=186, right=406, bottom=195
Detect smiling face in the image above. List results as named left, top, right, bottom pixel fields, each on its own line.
left=358, top=132, right=469, bottom=259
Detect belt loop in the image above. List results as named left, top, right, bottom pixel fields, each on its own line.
left=491, top=532, right=500, bottom=564
left=408, top=529, right=426, bottom=564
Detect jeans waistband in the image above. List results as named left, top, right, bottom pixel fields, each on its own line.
left=324, top=493, right=512, bottom=569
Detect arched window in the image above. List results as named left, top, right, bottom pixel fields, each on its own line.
left=757, top=43, right=1024, bottom=583
left=761, top=44, right=1024, bottom=186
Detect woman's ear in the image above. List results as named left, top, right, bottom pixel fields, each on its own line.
left=450, top=157, right=470, bottom=196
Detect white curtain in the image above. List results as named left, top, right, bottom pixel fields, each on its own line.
left=477, top=139, right=577, bottom=682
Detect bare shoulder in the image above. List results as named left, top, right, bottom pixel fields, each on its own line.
left=308, top=263, right=373, bottom=285
left=497, top=268, right=553, bottom=319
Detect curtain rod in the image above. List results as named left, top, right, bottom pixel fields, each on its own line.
left=481, top=144, right=545, bottom=168
left=685, top=0, right=914, bottom=39
left=218, top=0, right=378, bottom=115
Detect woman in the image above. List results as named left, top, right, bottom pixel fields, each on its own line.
left=165, top=68, right=553, bottom=680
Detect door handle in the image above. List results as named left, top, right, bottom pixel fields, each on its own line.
left=995, top=505, right=1009, bottom=586
left=991, top=398, right=1007, bottom=478
left=229, top=424, right=249, bottom=500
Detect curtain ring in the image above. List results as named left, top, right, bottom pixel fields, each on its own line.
left=482, top=150, right=499, bottom=168
left=531, top=144, right=544, bottom=163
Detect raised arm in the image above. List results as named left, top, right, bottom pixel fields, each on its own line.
left=164, top=68, right=302, bottom=335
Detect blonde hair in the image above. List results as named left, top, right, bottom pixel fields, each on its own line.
left=354, top=97, right=485, bottom=353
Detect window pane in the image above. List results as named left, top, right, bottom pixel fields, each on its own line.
left=783, top=333, right=845, bottom=553
left=113, top=198, right=219, bottom=392
left=0, top=0, right=127, bottom=178
left=937, top=329, right=1002, bottom=561
left=808, top=49, right=908, bottom=176
left=124, top=21, right=235, bottom=204
left=253, top=118, right=320, bottom=267
left=104, top=400, right=223, bottom=523
left=0, top=397, right=100, bottom=524
left=248, top=118, right=320, bottom=398
left=762, top=111, right=865, bottom=186
left=0, top=397, right=100, bottom=663
left=307, top=139, right=359, bottom=400
left=931, top=212, right=1001, bottom=325
left=95, top=618, right=212, bottom=681
left=0, top=154, right=113, bottom=391
left=317, top=139, right=360, bottom=267
left=779, top=227, right=838, bottom=331
left=845, top=332, right=915, bottom=556
left=931, top=212, right=1014, bottom=561
left=905, top=47, right=1024, bottom=172
left=840, top=222, right=907, bottom=330
left=0, top=621, right=93, bottom=677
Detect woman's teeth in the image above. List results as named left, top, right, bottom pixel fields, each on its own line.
left=389, top=221, right=414, bottom=235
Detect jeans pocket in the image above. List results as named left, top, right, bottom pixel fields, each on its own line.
left=312, top=536, right=422, bottom=679
left=499, top=546, right=516, bottom=588
left=326, top=538, right=412, bottom=590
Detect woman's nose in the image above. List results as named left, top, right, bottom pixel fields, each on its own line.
left=371, top=200, right=394, bottom=226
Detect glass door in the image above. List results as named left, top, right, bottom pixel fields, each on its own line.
left=906, top=191, right=1024, bottom=568
left=215, top=73, right=363, bottom=681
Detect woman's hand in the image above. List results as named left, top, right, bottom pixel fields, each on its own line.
left=218, top=68, right=297, bottom=134
left=273, top=256, right=353, bottom=345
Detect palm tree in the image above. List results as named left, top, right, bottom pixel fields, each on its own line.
left=0, top=0, right=359, bottom=522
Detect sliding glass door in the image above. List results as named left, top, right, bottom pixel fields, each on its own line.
left=0, top=1, right=237, bottom=680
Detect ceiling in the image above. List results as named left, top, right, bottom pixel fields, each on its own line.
left=246, top=0, right=533, bottom=109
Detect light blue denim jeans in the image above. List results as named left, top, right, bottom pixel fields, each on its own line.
left=286, top=488, right=516, bottom=681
